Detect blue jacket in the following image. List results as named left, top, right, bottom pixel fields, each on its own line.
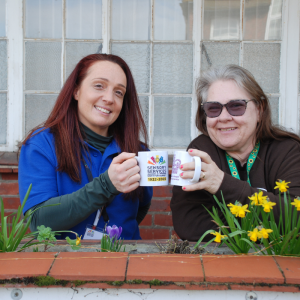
left=18, top=128, right=153, bottom=240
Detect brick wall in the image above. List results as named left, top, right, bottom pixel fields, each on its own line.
left=0, top=152, right=176, bottom=239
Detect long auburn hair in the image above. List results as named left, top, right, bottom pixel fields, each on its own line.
left=195, top=64, right=300, bottom=144
left=22, top=54, right=148, bottom=198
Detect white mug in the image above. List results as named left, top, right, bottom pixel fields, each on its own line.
left=171, top=151, right=201, bottom=186
left=135, top=151, right=169, bottom=186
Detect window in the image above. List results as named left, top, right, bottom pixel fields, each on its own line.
left=1, top=0, right=299, bottom=152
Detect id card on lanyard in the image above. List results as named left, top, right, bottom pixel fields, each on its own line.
left=82, top=160, right=110, bottom=240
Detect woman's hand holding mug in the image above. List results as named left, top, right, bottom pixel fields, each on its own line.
left=179, top=149, right=224, bottom=194
left=108, top=152, right=141, bottom=193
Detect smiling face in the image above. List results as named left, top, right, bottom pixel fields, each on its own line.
left=206, top=80, right=260, bottom=161
left=74, top=60, right=127, bottom=137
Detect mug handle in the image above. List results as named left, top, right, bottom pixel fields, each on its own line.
left=134, top=156, right=139, bottom=165
left=190, top=156, right=201, bottom=183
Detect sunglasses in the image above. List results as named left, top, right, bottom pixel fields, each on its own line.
left=201, top=99, right=256, bottom=118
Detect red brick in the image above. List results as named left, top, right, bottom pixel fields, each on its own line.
left=274, top=257, right=300, bottom=284
left=154, top=214, right=173, bottom=227
left=0, top=182, right=19, bottom=195
left=140, top=228, right=170, bottom=240
left=149, top=199, right=171, bottom=212
left=2, top=197, right=20, bottom=209
left=2, top=173, right=18, bottom=180
left=13, top=169, right=19, bottom=173
left=139, top=214, right=152, bottom=226
left=0, top=168, right=13, bottom=173
left=153, top=186, right=173, bottom=197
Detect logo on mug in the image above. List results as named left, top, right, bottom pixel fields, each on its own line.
left=147, top=155, right=167, bottom=181
left=147, top=155, right=166, bottom=166
left=172, top=158, right=181, bottom=174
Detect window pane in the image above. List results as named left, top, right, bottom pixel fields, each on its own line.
left=65, top=42, right=102, bottom=79
left=25, top=94, right=57, bottom=134
left=138, top=96, right=149, bottom=142
left=0, top=40, right=7, bottom=90
left=243, top=43, right=280, bottom=93
left=201, top=42, right=239, bottom=71
left=111, top=43, right=150, bottom=93
left=153, top=97, right=191, bottom=147
left=154, top=0, right=193, bottom=41
left=244, top=0, right=282, bottom=40
left=269, top=97, right=279, bottom=125
left=25, top=0, right=62, bottom=38
left=111, top=0, right=150, bottom=40
left=0, top=0, right=5, bottom=37
left=25, top=42, right=61, bottom=91
left=203, top=0, right=240, bottom=40
left=0, top=93, right=7, bottom=144
left=153, top=43, right=193, bottom=94
left=66, top=0, right=102, bottom=39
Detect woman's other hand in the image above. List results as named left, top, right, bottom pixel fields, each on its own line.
left=180, top=149, right=224, bottom=194
left=108, top=152, right=140, bottom=193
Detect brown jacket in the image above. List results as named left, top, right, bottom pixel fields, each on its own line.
left=170, top=134, right=300, bottom=241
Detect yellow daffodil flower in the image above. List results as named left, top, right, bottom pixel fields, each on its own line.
left=274, top=180, right=290, bottom=193
left=248, top=193, right=259, bottom=205
left=228, top=203, right=250, bottom=218
left=227, top=203, right=239, bottom=215
left=259, top=228, right=273, bottom=239
left=261, top=199, right=276, bottom=213
left=248, top=228, right=259, bottom=242
left=76, top=235, right=82, bottom=246
left=291, top=198, right=300, bottom=211
left=210, top=232, right=227, bottom=243
left=237, top=205, right=250, bottom=218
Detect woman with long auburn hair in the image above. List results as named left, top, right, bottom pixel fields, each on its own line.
left=171, top=64, right=300, bottom=242
left=19, top=54, right=152, bottom=240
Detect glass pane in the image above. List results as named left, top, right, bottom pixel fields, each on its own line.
left=111, top=0, right=150, bottom=40
left=25, top=42, right=61, bottom=91
left=138, top=96, right=149, bottom=143
left=25, top=94, right=57, bottom=134
left=139, top=96, right=149, bottom=129
left=154, top=0, right=193, bottom=41
left=0, top=93, right=7, bottom=144
left=65, top=42, right=102, bottom=79
left=201, top=42, right=239, bottom=71
left=66, top=0, right=102, bottom=39
left=243, top=43, right=280, bottom=93
left=111, top=43, right=150, bottom=93
left=269, top=97, right=279, bottom=125
left=244, top=0, right=282, bottom=40
left=0, top=0, right=5, bottom=37
left=153, top=97, right=191, bottom=147
left=25, top=0, right=62, bottom=38
left=203, top=0, right=240, bottom=40
left=153, top=43, right=193, bottom=94
left=0, top=40, right=7, bottom=90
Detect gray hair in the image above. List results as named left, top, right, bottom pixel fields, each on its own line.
left=196, top=64, right=258, bottom=104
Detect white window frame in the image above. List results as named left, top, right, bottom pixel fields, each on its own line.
left=1, top=0, right=300, bottom=152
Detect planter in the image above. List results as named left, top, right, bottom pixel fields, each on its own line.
left=0, top=240, right=300, bottom=299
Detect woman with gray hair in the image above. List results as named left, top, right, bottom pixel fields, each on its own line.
left=171, top=64, right=300, bottom=241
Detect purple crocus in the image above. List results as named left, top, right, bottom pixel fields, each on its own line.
left=106, top=225, right=122, bottom=241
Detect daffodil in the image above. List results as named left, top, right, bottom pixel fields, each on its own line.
left=227, top=203, right=239, bottom=215
left=210, top=231, right=227, bottom=243
left=249, top=190, right=267, bottom=206
left=259, top=228, right=273, bottom=239
left=248, top=228, right=259, bottom=242
left=236, top=205, right=250, bottom=218
left=274, top=180, right=290, bottom=193
left=261, top=199, right=276, bottom=213
left=76, top=235, right=82, bottom=246
left=291, top=198, right=300, bottom=211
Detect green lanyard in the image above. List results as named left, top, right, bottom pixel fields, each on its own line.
left=225, top=141, right=260, bottom=186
